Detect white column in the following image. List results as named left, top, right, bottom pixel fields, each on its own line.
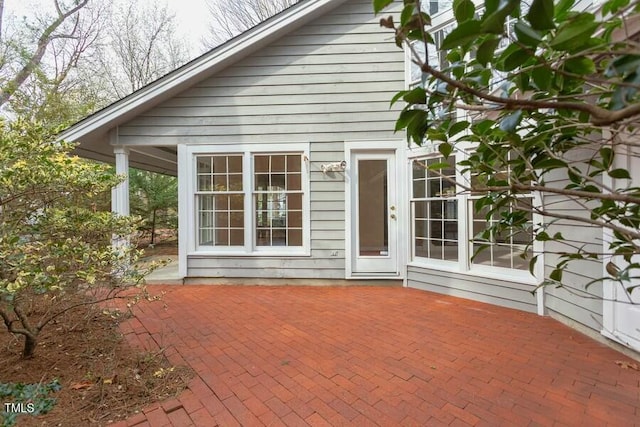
left=111, top=146, right=130, bottom=216
left=177, top=144, right=188, bottom=279
left=111, top=146, right=130, bottom=257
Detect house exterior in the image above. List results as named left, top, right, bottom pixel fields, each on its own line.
left=59, top=0, right=640, bottom=356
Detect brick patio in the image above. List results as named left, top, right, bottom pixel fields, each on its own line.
left=112, top=286, right=640, bottom=426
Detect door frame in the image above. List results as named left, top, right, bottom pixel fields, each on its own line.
left=344, top=140, right=406, bottom=279
left=601, top=142, right=640, bottom=352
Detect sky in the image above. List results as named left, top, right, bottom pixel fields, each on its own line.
left=166, top=0, right=211, bottom=49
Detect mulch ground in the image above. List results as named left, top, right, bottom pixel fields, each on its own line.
left=0, top=290, right=190, bottom=426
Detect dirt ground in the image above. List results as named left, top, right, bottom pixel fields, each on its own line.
left=0, top=233, right=189, bottom=427
left=137, top=230, right=178, bottom=258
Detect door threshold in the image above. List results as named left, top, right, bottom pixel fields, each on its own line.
left=348, top=274, right=403, bottom=280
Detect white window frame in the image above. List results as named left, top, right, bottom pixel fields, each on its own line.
left=407, top=144, right=542, bottom=285
left=195, top=154, right=245, bottom=248
left=185, top=143, right=311, bottom=257
left=411, top=155, right=460, bottom=265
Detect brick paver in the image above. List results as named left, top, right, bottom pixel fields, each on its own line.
left=119, top=286, right=640, bottom=426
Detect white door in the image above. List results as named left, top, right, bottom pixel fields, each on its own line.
left=604, top=144, right=640, bottom=351
left=350, top=151, right=399, bottom=275
left=611, top=281, right=640, bottom=351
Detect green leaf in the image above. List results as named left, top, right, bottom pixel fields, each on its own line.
left=605, top=54, right=640, bottom=77
left=549, top=268, right=563, bottom=282
left=535, top=158, right=567, bottom=169
left=401, top=109, right=430, bottom=143
left=549, top=13, right=599, bottom=52
left=527, top=0, right=555, bottom=30
left=396, top=109, right=426, bottom=132
left=536, top=231, right=551, bottom=241
left=555, top=0, right=575, bottom=21
left=484, top=0, right=500, bottom=14
left=567, top=169, right=582, bottom=184
left=400, top=4, right=415, bottom=26
left=403, top=86, right=427, bottom=104
left=514, top=21, right=542, bottom=47
left=499, top=110, right=522, bottom=133
left=477, top=37, right=500, bottom=67
left=564, top=57, right=596, bottom=75
left=373, top=0, right=394, bottom=14
left=516, top=72, right=531, bottom=92
left=603, top=0, right=630, bottom=15
left=609, top=168, right=632, bottom=179
left=529, top=255, right=539, bottom=275
left=428, top=162, right=454, bottom=171
left=472, top=119, right=495, bottom=135
left=448, top=120, right=470, bottom=137
left=441, top=20, right=482, bottom=50
left=454, top=0, right=475, bottom=23
left=438, top=142, right=454, bottom=158
left=497, top=44, right=531, bottom=71
left=427, top=129, right=448, bottom=141
left=482, top=0, right=519, bottom=34
left=391, top=90, right=408, bottom=106
left=600, top=147, right=613, bottom=169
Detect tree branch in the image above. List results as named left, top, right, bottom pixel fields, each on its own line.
left=532, top=206, right=640, bottom=241
left=418, top=60, right=640, bottom=127
left=0, top=0, right=89, bottom=107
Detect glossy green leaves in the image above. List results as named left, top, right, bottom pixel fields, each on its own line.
left=527, top=0, right=555, bottom=30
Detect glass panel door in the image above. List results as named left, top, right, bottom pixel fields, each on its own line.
left=358, top=160, right=388, bottom=256
left=351, top=151, right=398, bottom=275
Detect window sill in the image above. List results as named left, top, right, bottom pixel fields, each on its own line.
left=408, top=259, right=540, bottom=286
left=189, top=249, right=311, bottom=257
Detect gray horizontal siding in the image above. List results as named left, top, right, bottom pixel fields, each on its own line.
left=407, top=266, right=538, bottom=313
left=122, top=0, right=403, bottom=280
left=540, top=152, right=605, bottom=332
left=149, top=102, right=394, bottom=117
left=121, top=0, right=404, bottom=145
left=188, top=255, right=345, bottom=279
left=543, top=226, right=604, bottom=331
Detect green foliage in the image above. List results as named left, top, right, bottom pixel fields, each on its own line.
left=377, top=0, right=640, bottom=295
left=0, top=380, right=61, bottom=427
left=0, top=119, right=151, bottom=358
left=129, top=169, right=178, bottom=245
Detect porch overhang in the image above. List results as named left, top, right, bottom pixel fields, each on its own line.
left=73, top=136, right=178, bottom=176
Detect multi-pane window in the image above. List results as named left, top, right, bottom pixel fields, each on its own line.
left=468, top=157, right=533, bottom=270
left=196, top=155, right=244, bottom=246
left=412, top=157, right=458, bottom=261
left=408, top=26, right=453, bottom=89
left=196, top=153, right=305, bottom=249
left=470, top=199, right=533, bottom=270
left=254, top=154, right=303, bottom=247
left=411, top=154, right=534, bottom=273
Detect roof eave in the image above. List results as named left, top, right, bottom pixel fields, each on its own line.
left=58, top=0, right=349, bottom=145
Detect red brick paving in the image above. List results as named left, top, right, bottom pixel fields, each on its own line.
left=116, top=286, right=640, bottom=426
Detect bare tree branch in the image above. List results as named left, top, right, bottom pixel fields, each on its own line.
left=205, top=0, right=299, bottom=47
left=0, top=0, right=89, bottom=107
